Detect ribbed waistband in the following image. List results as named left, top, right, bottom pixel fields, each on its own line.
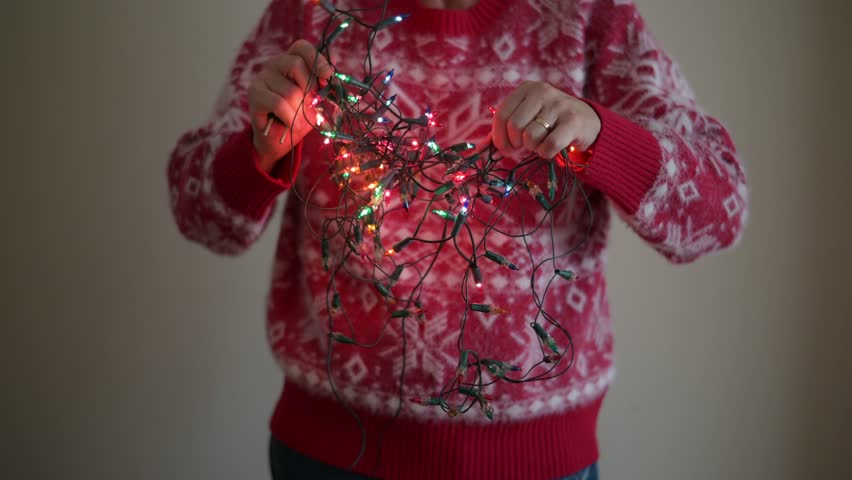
left=270, top=382, right=603, bottom=480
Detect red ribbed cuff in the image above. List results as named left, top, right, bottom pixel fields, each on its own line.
left=211, top=126, right=298, bottom=220
left=580, top=101, right=661, bottom=215
left=270, top=383, right=601, bottom=480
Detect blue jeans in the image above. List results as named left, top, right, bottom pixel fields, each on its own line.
left=269, top=436, right=599, bottom=480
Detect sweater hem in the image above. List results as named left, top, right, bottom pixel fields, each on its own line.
left=270, top=381, right=603, bottom=480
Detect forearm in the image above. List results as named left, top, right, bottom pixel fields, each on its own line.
left=167, top=0, right=302, bottom=254
left=582, top=0, right=748, bottom=263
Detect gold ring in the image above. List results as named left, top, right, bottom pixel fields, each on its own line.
left=532, top=117, right=553, bottom=132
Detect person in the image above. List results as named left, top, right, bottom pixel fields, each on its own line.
left=167, top=0, right=748, bottom=478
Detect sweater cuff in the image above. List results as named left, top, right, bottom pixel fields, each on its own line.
left=579, top=101, right=662, bottom=215
left=211, top=126, right=297, bottom=220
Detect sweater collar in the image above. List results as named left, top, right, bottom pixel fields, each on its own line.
left=391, top=0, right=514, bottom=36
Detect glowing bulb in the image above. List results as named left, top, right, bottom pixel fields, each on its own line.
left=411, top=139, right=419, bottom=146
left=471, top=304, right=507, bottom=314
left=459, top=195, right=471, bottom=215
left=556, top=269, right=576, bottom=281
left=316, top=112, right=325, bottom=126
left=482, top=401, right=494, bottom=420
left=531, top=322, right=560, bottom=355
left=409, top=396, right=442, bottom=406
left=386, top=237, right=413, bottom=256
left=527, top=181, right=542, bottom=196
left=472, top=265, right=483, bottom=288
left=431, top=209, right=455, bottom=220
left=330, top=332, right=356, bottom=344
left=324, top=138, right=331, bottom=144
left=357, top=206, right=373, bottom=218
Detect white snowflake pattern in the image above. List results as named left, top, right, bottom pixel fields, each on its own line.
left=168, top=0, right=747, bottom=424
left=379, top=311, right=457, bottom=384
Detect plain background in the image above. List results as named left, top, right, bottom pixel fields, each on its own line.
left=2, top=0, right=851, bottom=478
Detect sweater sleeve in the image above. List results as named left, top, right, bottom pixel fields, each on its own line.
left=167, top=0, right=303, bottom=255
left=579, top=0, right=748, bottom=264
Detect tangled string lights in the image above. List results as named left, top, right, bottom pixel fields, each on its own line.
left=272, top=0, right=594, bottom=449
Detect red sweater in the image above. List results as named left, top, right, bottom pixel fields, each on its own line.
left=167, top=1, right=748, bottom=478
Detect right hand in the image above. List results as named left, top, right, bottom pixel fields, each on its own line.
left=248, top=40, right=333, bottom=173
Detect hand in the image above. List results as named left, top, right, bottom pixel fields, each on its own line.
left=491, top=81, right=601, bottom=159
left=248, top=40, right=333, bottom=172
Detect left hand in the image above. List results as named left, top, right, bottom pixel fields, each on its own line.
left=491, top=81, right=602, bottom=159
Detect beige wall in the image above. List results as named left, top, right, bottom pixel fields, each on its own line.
left=3, top=0, right=850, bottom=478
left=601, top=1, right=851, bottom=477
left=812, top=0, right=852, bottom=476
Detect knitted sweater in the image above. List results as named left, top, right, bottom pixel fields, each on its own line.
left=167, top=1, right=748, bottom=478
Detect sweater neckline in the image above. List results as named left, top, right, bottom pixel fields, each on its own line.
left=392, top=0, right=513, bottom=36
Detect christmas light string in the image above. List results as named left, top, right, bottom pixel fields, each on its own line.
left=267, top=0, right=594, bottom=468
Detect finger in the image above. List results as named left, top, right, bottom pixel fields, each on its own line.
left=264, top=79, right=304, bottom=128
left=536, top=121, right=577, bottom=159
left=273, top=55, right=312, bottom=94
left=490, top=111, right=509, bottom=153
left=474, top=133, right=503, bottom=162
left=249, top=80, right=298, bottom=131
left=288, top=40, right=334, bottom=84
left=521, top=109, right=556, bottom=152
left=263, top=69, right=297, bottom=99
left=263, top=69, right=317, bottom=115
left=475, top=133, right=493, bottom=155
left=506, top=96, right=542, bottom=150
left=491, top=83, right=531, bottom=152
left=266, top=68, right=324, bottom=126
left=564, top=98, right=601, bottom=151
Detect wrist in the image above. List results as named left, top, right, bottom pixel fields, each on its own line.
left=212, top=126, right=290, bottom=219
left=576, top=101, right=661, bottom=215
left=252, top=130, right=291, bottom=173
